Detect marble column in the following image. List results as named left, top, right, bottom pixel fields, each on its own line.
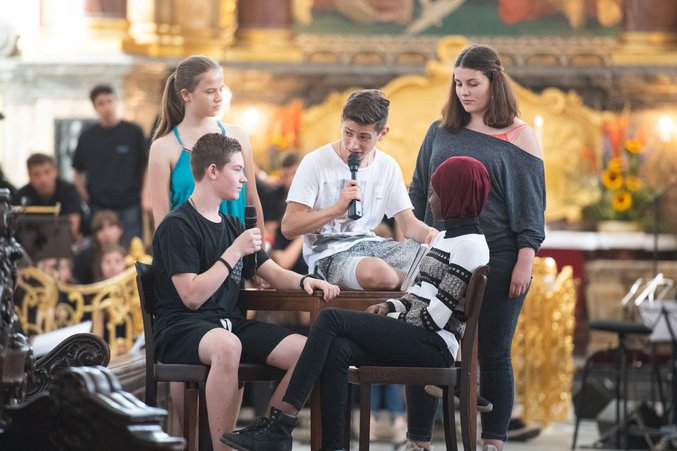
left=227, top=0, right=301, bottom=62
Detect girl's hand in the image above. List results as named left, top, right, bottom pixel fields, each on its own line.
left=509, top=258, right=533, bottom=298
left=366, top=303, right=389, bottom=315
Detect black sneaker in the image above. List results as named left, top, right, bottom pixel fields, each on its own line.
left=220, top=407, right=297, bottom=451
left=506, top=418, right=541, bottom=442
left=423, top=384, right=494, bottom=413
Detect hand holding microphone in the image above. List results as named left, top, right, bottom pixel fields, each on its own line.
left=241, top=205, right=259, bottom=280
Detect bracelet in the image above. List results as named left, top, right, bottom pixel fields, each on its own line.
left=218, top=257, right=233, bottom=274
left=300, top=274, right=319, bottom=290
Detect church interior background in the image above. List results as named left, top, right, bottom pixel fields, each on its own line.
left=3, top=0, right=677, bottom=447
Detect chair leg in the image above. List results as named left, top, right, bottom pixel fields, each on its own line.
left=359, top=384, right=372, bottom=451
left=184, top=384, right=199, bottom=451
left=650, top=344, right=666, bottom=418
left=198, top=381, right=213, bottom=451
left=442, top=386, right=458, bottom=451
left=619, top=336, right=628, bottom=451
left=146, top=377, right=158, bottom=406
left=572, top=355, right=594, bottom=450
left=344, top=383, right=353, bottom=449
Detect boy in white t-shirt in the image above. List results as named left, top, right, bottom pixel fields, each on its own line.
left=282, top=89, right=437, bottom=290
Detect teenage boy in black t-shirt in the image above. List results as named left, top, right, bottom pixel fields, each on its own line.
left=152, top=132, right=339, bottom=448
left=72, top=84, right=147, bottom=246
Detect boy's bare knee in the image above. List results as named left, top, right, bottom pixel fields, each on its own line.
left=199, top=329, right=242, bottom=369
left=267, top=334, right=306, bottom=369
left=209, top=342, right=241, bottom=371
left=357, top=261, right=401, bottom=290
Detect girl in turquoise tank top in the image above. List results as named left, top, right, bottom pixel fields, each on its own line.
left=149, top=55, right=263, bottom=228
left=170, top=120, right=246, bottom=221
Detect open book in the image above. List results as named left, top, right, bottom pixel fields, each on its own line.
left=400, top=243, right=430, bottom=291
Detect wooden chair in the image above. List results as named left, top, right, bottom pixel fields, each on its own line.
left=135, top=262, right=285, bottom=451
left=346, top=265, right=490, bottom=451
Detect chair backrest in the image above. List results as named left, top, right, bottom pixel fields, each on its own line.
left=135, top=262, right=157, bottom=372
left=458, top=264, right=490, bottom=448
left=459, top=265, right=490, bottom=365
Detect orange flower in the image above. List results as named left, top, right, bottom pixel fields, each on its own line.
left=602, top=170, right=623, bottom=189
left=612, top=191, right=632, bottom=211
left=624, top=138, right=643, bottom=154
left=625, top=176, right=642, bottom=192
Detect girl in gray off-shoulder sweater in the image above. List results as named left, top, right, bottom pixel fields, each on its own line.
left=405, top=43, right=546, bottom=451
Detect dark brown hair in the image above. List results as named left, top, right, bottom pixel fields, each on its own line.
left=94, top=243, right=127, bottom=281
left=90, top=209, right=121, bottom=234
left=440, top=44, right=518, bottom=132
left=280, top=152, right=301, bottom=169
left=190, top=133, right=242, bottom=181
left=342, top=89, right=390, bottom=132
left=26, top=153, right=55, bottom=170
left=153, top=55, right=221, bottom=141
left=89, top=84, right=115, bottom=103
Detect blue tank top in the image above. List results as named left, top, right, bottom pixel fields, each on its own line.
left=169, top=121, right=246, bottom=221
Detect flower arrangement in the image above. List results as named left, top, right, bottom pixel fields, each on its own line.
left=590, top=115, right=653, bottom=224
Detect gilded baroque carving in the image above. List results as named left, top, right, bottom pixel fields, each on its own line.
left=512, top=257, right=577, bottom=424
left=15, top=239, right=150, bottom=358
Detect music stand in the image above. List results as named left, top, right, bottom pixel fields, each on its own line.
left=14, top=213, right=73, bottom=262
left=640, top=299, right=677, bottom=443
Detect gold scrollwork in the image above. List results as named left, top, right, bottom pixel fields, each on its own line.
left=15, top=266, right=60, bottom=336
left=15, top=241, right=149, bottom=358
left=512, top=257, right=577, bottom=424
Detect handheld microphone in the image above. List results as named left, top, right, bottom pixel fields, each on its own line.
left=243, top=205, right=257, bottom=280
left=347, top=153, right=362, bottom=220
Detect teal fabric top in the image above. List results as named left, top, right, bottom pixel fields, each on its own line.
left=169, top=121, right=246, bottom=221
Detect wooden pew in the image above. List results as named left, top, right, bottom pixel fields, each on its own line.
left=239, top=289, right=402, bottom=451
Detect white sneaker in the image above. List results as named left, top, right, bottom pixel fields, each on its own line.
left=392, top=415, right=407, bottom=444
left=369, top=414, right=377, bottom=441
left=402, top=440, right=433, bottom=451
left=482, top=445, right=499, bottom=451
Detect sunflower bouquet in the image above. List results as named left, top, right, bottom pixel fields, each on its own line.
left=592, top=117, right=653, bottom=224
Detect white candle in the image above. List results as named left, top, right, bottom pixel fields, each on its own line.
left=658, top=114, right=674, bottom=143
left=534, top=115, right=544, bottom=146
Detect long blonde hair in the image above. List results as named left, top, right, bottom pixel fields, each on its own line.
left=153, top=55, right=221, bottom=141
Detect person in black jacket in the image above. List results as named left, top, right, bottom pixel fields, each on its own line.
left=72, top=84, right=147, bottom=246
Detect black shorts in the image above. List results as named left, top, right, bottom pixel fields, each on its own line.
left=155, top=316, right=294, bottom=366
